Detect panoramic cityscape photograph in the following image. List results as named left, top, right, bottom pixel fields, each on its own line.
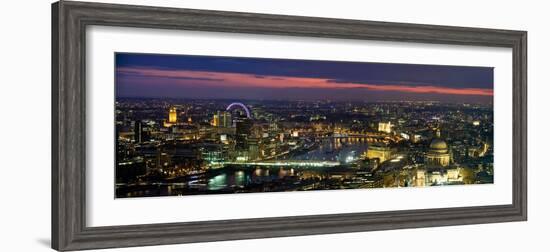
left=115, top=53, right=494, bottom=198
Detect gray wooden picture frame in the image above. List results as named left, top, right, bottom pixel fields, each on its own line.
left=52, top=1, right=527, bottom=251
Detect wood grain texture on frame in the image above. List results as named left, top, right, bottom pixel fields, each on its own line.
left=52, top=1, right=527, bottom=251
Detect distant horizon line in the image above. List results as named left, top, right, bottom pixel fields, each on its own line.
left=116, top=96, right=494, bottom=105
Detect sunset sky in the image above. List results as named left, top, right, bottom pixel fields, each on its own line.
left=115, top=53, right=494, bottom=103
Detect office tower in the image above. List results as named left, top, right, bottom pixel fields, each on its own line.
left=134, top=120, right=149, bottom=143
left=235, top=116, right=253, bottom=151
left=221, top=111, right=232, bottom=128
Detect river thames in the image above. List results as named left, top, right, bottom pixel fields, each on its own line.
left=116, top=138, right=372, bottom=198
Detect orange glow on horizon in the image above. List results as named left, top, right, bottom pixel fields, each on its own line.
left=117, top=67, right=493, bottom=97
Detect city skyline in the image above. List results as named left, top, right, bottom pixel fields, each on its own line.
left=116, top=53, right=493, bottom=103
left=114, top=53, right=494, bottom=198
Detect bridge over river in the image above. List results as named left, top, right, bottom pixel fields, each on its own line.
left=220, top=160, right=341, bottom=168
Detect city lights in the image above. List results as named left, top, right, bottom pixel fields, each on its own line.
left=114, top=53, right=494, bottom=198
left=116, top=99, right=494, bottom=198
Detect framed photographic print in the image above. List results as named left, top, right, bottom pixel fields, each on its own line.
left=52, top=1, right=527, bottom=251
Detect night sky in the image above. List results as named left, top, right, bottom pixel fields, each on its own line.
left=115, top=53, right=494, bottom=103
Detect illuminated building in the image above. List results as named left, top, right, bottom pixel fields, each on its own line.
left=164, top=107, right=178, bottom=127
left=220, top=134, right=228, bottom=143
left=199, top=144, right=226, bottom=167
left=415, top=169, right=426, bottom=187
left=221, top=111, right=232, bottom=128
left=447, top=168, right=460, bottom=181
left=366, top=143, right=393, bottom=164
left=212, top=114, right=220, bottom=127
left=425, top=129, right=451, bottom=167
left=378, top=122, right=393, bottom=133
left=468, top=142, right=490, bottom=158
left=479, top=142, right=489, bottom=157
left=173, top=125, right=199, bottom=140
left=247, top=137, right=260, bottom=161
left=169, top=107, right=177, bottom=123
left=269, top=122, right=278, bottom=131
left=412, top=134, right=422, bottom=143
left=415, top=166, right=463, bottom=186
left=211, top=111, right=232, bottom=128
left=427, top=170, right=447, bottom=185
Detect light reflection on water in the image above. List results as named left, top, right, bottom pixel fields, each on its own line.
left=286, top=137, right=369, bottom=162
left=206, top=168, right=295, bottom=191
left=207, top=174, right=227, bottom=190
left=120, top=138, right=370, bottom=197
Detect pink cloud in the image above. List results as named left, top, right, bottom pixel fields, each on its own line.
left=117, top=67, right=493, bottom=96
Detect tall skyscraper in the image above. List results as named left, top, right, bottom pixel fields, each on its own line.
left=247, top=137, right=260, bottom=161
left=235, top=116, right=253, bottom=152
left=134, top=120, right=149, bottom=143
left=221, top=111, right=232, bottom=128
